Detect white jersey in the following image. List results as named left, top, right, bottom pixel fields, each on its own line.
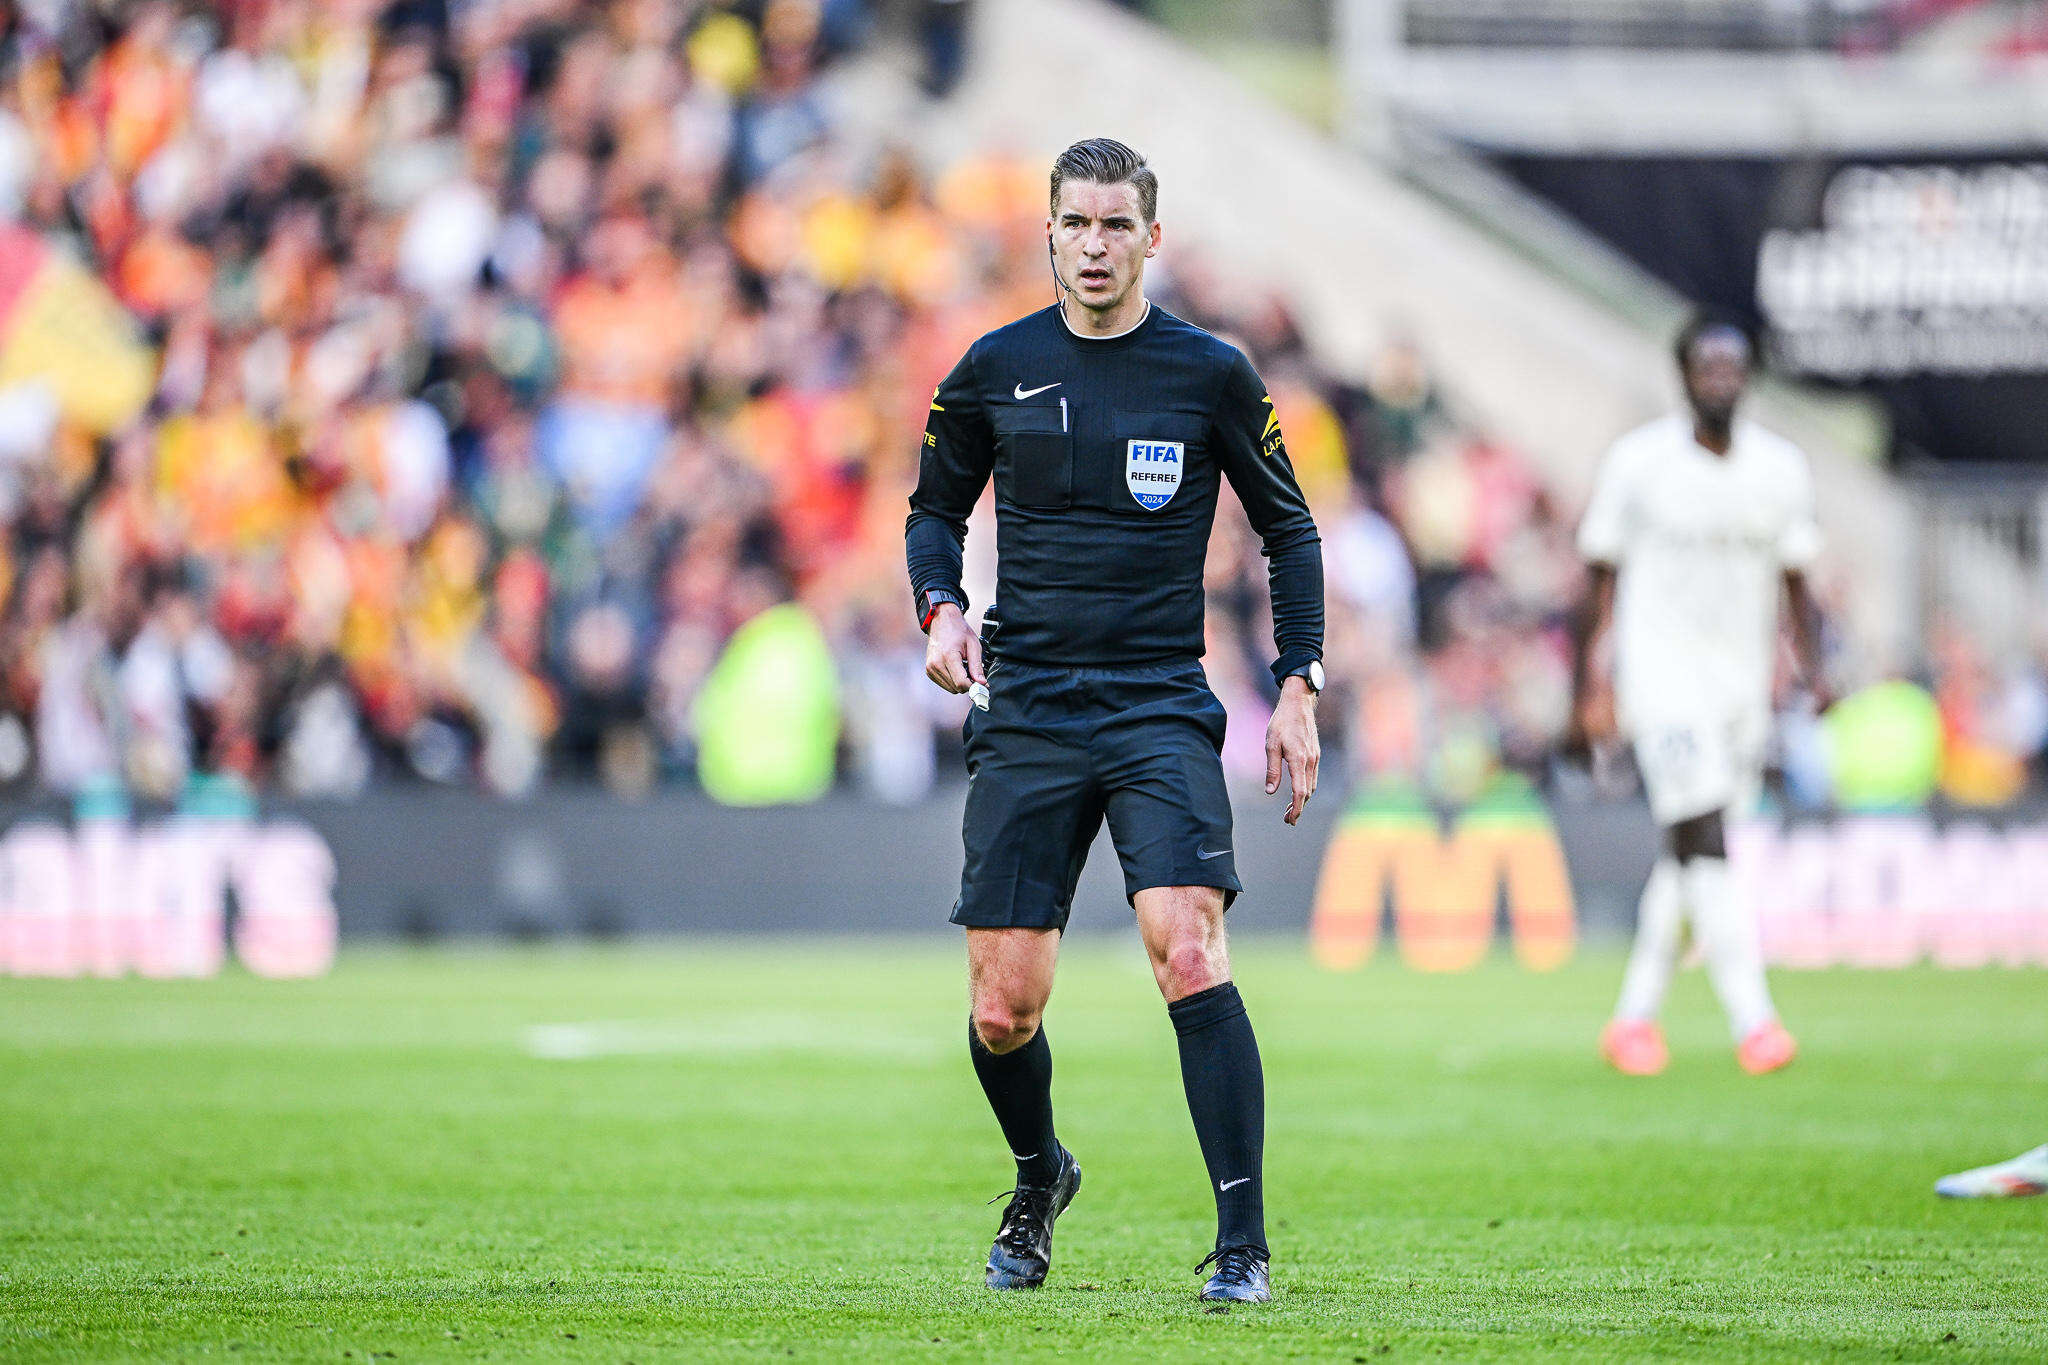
left=1578, top=414, right=1820, bottom=729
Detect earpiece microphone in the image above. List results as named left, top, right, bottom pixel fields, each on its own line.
left=1048, top=237, right=1071, bottom=303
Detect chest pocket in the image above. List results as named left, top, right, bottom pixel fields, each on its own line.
left=991, top=404, right=1072, bottom=510
left=1109, top=410, right=1207, bottom=514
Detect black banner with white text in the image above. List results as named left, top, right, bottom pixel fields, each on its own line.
left=1495, top=151, right=2048, bottom=465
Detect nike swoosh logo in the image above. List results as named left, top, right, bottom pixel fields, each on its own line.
left=1197, top=848, right=1231, bottom=860
left=1013, top=382, right=1060, bottom=400
left=1219, top=1177, right=1253, bottom=1191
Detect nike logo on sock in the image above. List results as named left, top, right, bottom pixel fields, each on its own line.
left=1012, top=1152, right=1038, bottom=1162
left=1197, top=847, right=1231, bottom=860
left=1013, top=382, right=1060, bottom=400
left=1219, top=1176, right=1253, bottom=1191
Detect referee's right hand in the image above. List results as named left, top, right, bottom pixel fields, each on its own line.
left=924, top=603, right=985, bottom=694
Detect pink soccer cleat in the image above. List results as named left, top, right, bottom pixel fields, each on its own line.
left=1736, top=1020, right=1798, bottom=1075
left=1600, top=1019, right=1668, bottom=1076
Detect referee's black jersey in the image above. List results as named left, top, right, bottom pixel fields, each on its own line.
left=905, top=303, right=1323, bottom=684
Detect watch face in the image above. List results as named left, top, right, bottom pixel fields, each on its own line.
left=1307, top=660, right=1326, bottom=692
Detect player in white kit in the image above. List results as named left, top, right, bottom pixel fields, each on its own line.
left=1570, top=318, right=1829, bottom=1076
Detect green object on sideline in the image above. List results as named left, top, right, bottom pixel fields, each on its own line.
left=1822, top=681, right=1942, bottom=811
left=694, top=603, right=840, bottom=806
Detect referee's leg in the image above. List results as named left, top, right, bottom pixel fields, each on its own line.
left=966, top=927, right=1082, bottom=1290
left=966, top=927, right=1064, bottom=1186
left=1136, top=887, right=1270, bottom=1270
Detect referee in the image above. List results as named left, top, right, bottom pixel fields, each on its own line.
left=907, top=138, right=1324, bottom=1304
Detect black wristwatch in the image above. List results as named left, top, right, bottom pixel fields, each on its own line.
left=1285, top=660, right=1325, bottom=694
left=916, top=587, right=965, bottom=633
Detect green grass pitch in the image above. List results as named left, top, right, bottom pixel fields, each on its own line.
left=2, top=941, right=2045, bottom=1362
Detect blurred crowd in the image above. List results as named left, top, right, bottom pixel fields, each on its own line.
left=0, top=0, right=941, bottom=804
left=0, top=0, right=2021, bottom=814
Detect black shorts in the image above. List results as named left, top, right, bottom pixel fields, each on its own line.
left=950, top=659, right=1240, bottom=933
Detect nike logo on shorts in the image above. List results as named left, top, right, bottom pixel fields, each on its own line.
left=1219, top=1177, right=1252, bottom=1191
left=1013, top=382, right=1060, bottom=400
left=1197, top=847, right=1231, bottom=860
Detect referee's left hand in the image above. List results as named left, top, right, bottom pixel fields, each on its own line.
left=1266, top=677, right=1320, bottom=826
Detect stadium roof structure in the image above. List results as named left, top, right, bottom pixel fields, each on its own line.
left=1339, top=0, right=2048, bottom=155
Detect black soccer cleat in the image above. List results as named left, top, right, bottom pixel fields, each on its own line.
left=983, top=1149, right=1082, bottom=1289
left=1197, top=1244, right=1271, bottom=1303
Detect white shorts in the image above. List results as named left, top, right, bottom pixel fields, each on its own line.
left=1630, top=710, right=1767, bottom=827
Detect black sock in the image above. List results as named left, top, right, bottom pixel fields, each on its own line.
left=1168, top=982, right=1266, bottom=1253
left=968, top=1019, right=1061, bottom=1187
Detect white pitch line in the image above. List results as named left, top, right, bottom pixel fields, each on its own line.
left=520, top=1019, right=945, bottom=1062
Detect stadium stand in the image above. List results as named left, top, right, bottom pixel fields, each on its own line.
left=0, top=0, right=1585, bottom=809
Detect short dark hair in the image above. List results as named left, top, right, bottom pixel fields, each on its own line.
left=1673, top=311, right=1756, bottom=373
left=1050, top=139, right=1157, bottom=223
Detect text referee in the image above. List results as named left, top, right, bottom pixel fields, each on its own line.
left=906, top=139, right=1324, bottom=1303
